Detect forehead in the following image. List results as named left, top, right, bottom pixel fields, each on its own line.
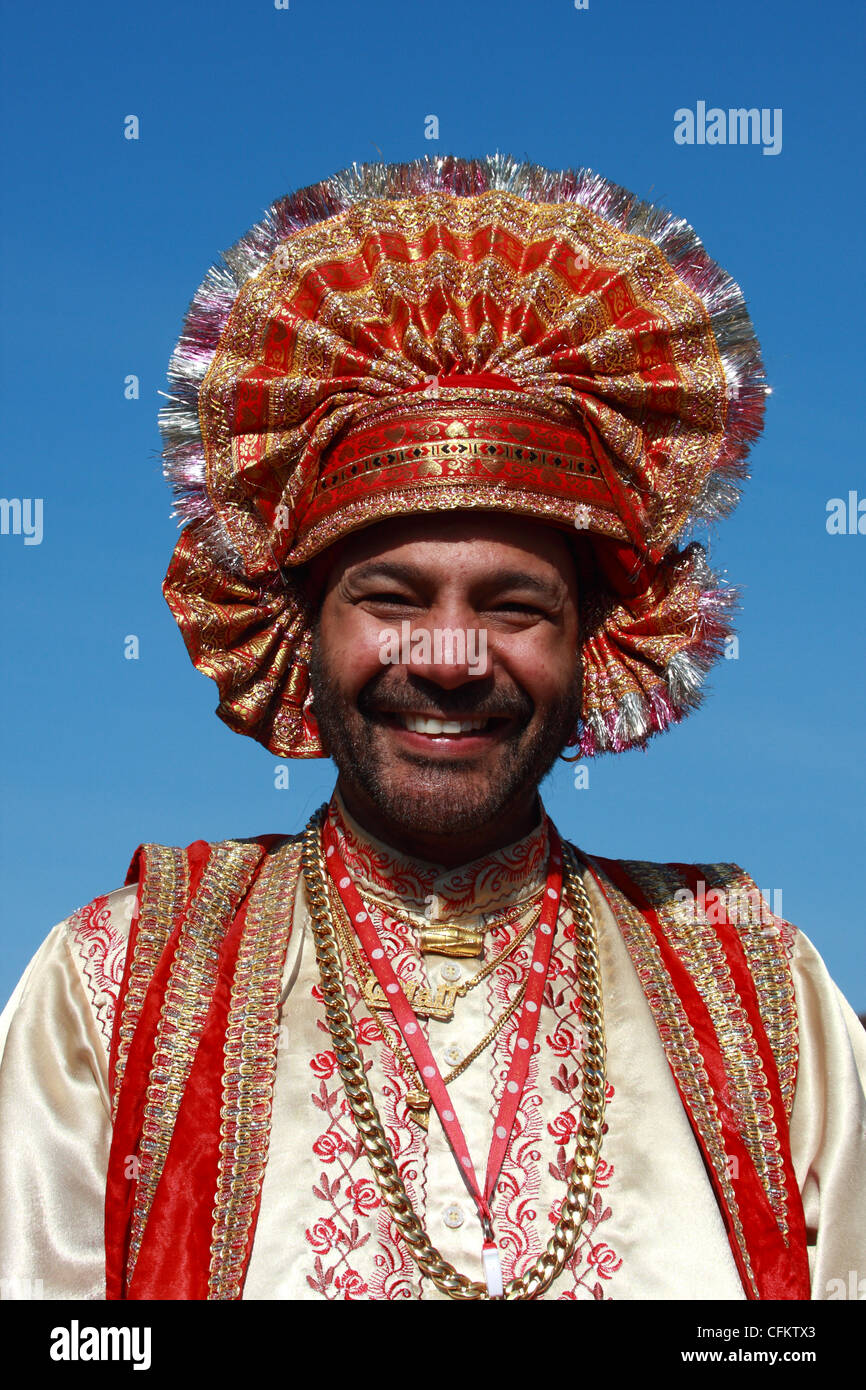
left=320, top=513, right=578, bottom=586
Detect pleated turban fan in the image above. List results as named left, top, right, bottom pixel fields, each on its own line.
left=160, top=156, right=767, bottom=759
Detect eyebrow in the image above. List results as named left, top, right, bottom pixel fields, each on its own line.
left=481, top=568, right=563, bottom=600
left=347, top=561, right=421, bottom=585
left=347, top=560, right=563, bottom=601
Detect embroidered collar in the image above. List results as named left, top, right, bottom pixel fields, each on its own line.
left=327, top=791, right=549, bottom=925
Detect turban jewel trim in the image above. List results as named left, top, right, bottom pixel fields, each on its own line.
left=160, top=154, right=767, bottom=758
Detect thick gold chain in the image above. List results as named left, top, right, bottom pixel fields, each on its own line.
left=301, top=806, right=608, bottom=1301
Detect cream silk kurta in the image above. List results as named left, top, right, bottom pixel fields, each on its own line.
left=1, top=798, right=865, bottom=1301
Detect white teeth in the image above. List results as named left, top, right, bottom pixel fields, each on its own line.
left=401, top=714, right=489, bottom=735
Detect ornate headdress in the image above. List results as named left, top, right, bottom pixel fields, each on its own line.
left=160, top=156, right=766, bottom=757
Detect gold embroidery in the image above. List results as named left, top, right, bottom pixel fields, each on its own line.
left=126, top=842, right=262, bottom=1285
left=317, top=437, right=601, bottom=493
left=586, top=854, right=760, bottom=1298
left=622, top=861, right=790, bottom=1244
left=111, top=846, right=188, bottom=1119
left=291, top=482, right=624, bottom=566
left=208, top=837, right=302, bottom=1300
left=702, top=864, right=799, bottom=1121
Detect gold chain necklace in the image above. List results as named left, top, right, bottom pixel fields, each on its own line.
left=329, top=886, right=534, bottom=1125
left=301, top=806, right=607, bottom=1301
left=359, top=882, right=546, bottom=958
left=345, top=888, right=543, bottom=1023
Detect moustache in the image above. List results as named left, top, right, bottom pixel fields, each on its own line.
left=357, top=672, right=533, bottom=725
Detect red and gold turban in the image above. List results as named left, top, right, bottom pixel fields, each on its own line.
left=161, top=156, right=766, bottom=758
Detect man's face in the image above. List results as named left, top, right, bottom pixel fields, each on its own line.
left=308, top=512, right=582, bottom=858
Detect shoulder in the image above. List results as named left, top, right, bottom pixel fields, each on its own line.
left=3, top=832, right=307, bottom=1061
left=39, top=883, right=140, bottom=1057
left=63, top=884, right=139, bottom=1047
left=583, top=850, right=796, bottom=951
left=0, top=883, right=138, bottom=1066
left=120, top=830, right=305, bottom=976
left=127, top=831, right=304, bottom=877
left=578, top=850, right=802, bottom=1106
left=126, top=831, right=305, bottom=910
left=122, top=830, right=306, bottom=973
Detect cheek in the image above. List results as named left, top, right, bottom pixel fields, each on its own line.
left=319, top=606, right=392, bottom=695
left=491, top=625, right=580, bottom=703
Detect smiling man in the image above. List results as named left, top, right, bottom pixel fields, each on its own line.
left=309, top=513, right=582, bottom=864
left=1, top=157, right=865, bottom=1302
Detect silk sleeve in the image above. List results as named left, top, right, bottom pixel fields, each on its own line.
left=0, top=888, right=134, bottom=1300
left=787, top=929, right=866, bottom=1298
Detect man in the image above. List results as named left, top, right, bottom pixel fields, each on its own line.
left=1, top=156, right=864, bottom=1301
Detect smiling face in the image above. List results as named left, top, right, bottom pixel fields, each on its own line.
left=307, top=512, right=582, bottom=865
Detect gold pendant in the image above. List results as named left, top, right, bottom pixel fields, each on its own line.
left=405, top=1088, right=431, bottom=1130
left=418, top=925, right=484, bottom=958
left=362, top=976, right=459, bottom=1022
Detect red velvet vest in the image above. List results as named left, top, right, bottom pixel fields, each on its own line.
left=104, top=833, right=809, bottom=1300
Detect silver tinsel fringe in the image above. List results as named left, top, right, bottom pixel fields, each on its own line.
left=578, top=544, right=738, bottom=755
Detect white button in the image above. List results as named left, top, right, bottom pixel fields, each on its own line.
left=440, top=963, right=462, bottom=983
left=444, top=1043, right=464, bottom=1067
left=443, top=1204, right=464, bottom=1229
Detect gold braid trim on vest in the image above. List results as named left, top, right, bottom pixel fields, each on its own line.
left=585, top=851, right=802, bottom=1298
left=109, top=836, right=303, bottom=1299
left=112, top=845, right=190, bottom=1120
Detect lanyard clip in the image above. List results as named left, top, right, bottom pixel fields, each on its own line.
left=480, top=1221, right=504, bottom=1299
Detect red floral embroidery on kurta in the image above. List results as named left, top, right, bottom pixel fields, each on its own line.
left=66, top=894, right=129, bottom=1049
left=305, top=909, right=426, bottom=1300
left=486, top=914, right=622, bottom=1300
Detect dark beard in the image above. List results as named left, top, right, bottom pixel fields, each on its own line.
left=308, top=634, right=582, bottom=842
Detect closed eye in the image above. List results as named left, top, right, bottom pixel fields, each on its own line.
left=361, top=591, right=420, bottom=606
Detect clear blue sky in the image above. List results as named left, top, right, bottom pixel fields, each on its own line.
left=1, top=0, right=864, bottom=1009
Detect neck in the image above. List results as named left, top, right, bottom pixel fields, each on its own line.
left=334, top=777, right=543, bottom=869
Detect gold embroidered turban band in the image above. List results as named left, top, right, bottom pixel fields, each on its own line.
left=160, top=156, right=767, bottom=758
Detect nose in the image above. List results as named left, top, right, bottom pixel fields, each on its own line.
left=401, top=605, right=490, bottom=689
